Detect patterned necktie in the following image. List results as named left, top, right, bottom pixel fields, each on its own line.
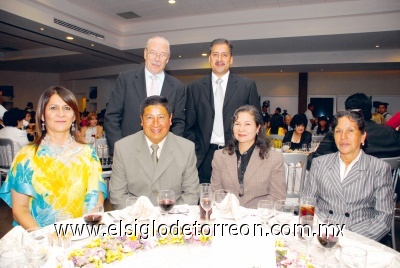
left=151, top=144, right=159, bottom=166
left=213, top=78, right=224, bottom=137
left=149, top=75, right=159, bottom=96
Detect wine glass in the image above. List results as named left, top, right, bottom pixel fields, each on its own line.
left=274, top=200, right=294, bottom=237
left=54, top=212, right=73, bottom=248
left=214, top=189, right=229, bottom=212
left=200, top=185, right=214, bottom=222
left=299, top=215, right=314, bottom=260
left=158, top=190, right=175, bottom=224
left=83, top=203, right=104, bottom=226
left=258, top=200, right=274, bottom=229
left=302, top=143, right=308, bottom=153
left=317, top=218, right=340, bottom=268
left=22, top=227, right=51, bottom=266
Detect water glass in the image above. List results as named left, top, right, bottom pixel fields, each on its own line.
left=258, top=200, right=274, bottom=228
left=302, top=143, right=308, bottom=152
left=199, top=183, right=213, bottom=220
left=126, top=196, right=139, bottom=209
left=340, top=246, right=367, bottom=268
left=22, top=227, right=51, bottom=265
left=54, top=212, right=73, bottom=248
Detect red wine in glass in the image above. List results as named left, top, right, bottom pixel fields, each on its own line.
left=84, top=214, right=103, bottom=225
left=159, top=199, right=175, bottom=213
left=317, top=234, right=338, bottom=248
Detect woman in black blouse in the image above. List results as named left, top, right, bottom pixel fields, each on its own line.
left=283, top=114, right=312, bottom=150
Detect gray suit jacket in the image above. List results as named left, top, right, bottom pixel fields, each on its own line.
left=211, top=147, right=286, bottom=209
left=185, top=73, right=260, bottom=167
left=302, top=151, right=394, bottom=241
left=104, top=66, right=186, bottom=153
left=109, top=131, right=199, bottom=209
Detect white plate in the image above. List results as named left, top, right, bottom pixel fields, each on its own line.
left=219, top=206, right=248, bottom=219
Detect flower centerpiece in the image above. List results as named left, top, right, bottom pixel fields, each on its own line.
left=275, top=239, right=316, bottom=268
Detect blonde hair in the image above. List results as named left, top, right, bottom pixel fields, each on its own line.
left=371, top=113, right=386, bottom=125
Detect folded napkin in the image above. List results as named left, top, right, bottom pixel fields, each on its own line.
left=215, top=193, right=243, bottom=220
left=128, top=196, right=159, bottom=220
left=339, top=235, right=400, bottom=268
left=286, top=162, right=302, bottom=194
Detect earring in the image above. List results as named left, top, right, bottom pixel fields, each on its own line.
left=71, top=122, right=76, bottom=131
left=42, top=122, right=45, bottom=131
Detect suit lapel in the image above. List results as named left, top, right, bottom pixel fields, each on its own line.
left=160, top=74, right=173, bottom=100
left=135, top=133, right=155, bottom=180
left=153, top=133, right=174, bottom=183
left=325, top=153, right=347, bottom=202
left=202, top=75, right=214, bottom=110
left=225, top=151, right=240, bottom=191
left=133, top=67, right=147, bottom=101
left=223, top=73, right=238, bottom=107
left=244, top=148, right=263, bottom=181
left=342, top=151, right=366, bottom=188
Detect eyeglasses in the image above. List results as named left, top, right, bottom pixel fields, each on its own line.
left=147, top=50, right=169, bottom=60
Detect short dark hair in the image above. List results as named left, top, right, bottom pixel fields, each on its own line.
left=344, top=93, right=372, bottom=120
left=3, top=108, right=25, bottom=127
left=140, top=95, right=172, bottom=116
left=26, top=102, right=33, bottom=109
left=209, top=38, right=233, bottom=55
left=276, top=107, right=281, bottom=113
left=332, top=110, right=366, bottom=134
left=308, top=103, right=314, bottom=109
left=290, top=114, right=308, bottom=129
left=378, top=103, right=388, bottom=109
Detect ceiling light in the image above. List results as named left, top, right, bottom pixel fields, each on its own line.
left=66, top=36, right=74, bottom=40
left=321, top=69, right=324, bottom=71
left=168, top=0, right=176, bottom=4
left=178, top=55, right=182, bottom=58
left=40, top=27, right=45, bottom=31
left=91, top=44, right=95, bottom=47
left=376, top=44, right=380, bottom=48
left=201, top=53, right=207, bottom=56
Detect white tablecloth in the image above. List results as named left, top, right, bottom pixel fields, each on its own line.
left=1, top=206, right=400, bottom=268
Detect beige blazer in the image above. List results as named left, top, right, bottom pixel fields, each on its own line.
left=211, top=147, right=286, bottom=209
left=110, top=131, right=199, bottom=209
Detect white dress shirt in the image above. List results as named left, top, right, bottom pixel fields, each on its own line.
left=145, top=68, right=165, bottom=96
left=0, top=126, right=29, bottom=154
left=145, top=135, right=166, bottom=159
left=210, top=71, right=229, bottom=145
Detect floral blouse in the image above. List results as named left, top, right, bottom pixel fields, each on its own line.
left=0, top=143, right=107, bottom=227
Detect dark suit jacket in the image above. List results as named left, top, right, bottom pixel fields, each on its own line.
left=110, top=131, right=199, bottom=208
left=104, top=66, right=186, bottom=153
left=184, top=73, right=260, bottom=167
left=307, top=120, right=400, bottom=169
left=302, top=151, right=393, bottom=241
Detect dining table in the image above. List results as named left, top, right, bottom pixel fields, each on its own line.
left=1, top=205, right=399, bottom=268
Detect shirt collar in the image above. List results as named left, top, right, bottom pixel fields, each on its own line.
left=212, top=71, right=230, bottom=84
left=144, top=134, right=167, bottom=154
left=145, top=67, right=165, bottom=80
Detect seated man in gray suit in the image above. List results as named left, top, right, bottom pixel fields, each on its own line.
left=110, top=96, right=199, bottom=208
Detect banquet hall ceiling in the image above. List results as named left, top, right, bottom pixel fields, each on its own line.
left=0, top=0, right=399, bottom=75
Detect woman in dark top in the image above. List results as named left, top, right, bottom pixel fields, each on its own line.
left=313, top=116, right=330, bottom=135
left=283, top=114, right=312, bottom=150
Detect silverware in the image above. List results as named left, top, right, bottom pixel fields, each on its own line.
left=107, top=212, right=119, bottom=223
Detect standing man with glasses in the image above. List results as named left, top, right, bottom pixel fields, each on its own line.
left=185, top=38, right=261, bottom=184
left=105, top=36, right=185, bottom=154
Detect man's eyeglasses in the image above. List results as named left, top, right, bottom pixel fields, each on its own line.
left=147, top=51, right=169, bottom=60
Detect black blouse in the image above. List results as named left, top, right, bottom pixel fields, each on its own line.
left=282, top=130, right=312, bottom=150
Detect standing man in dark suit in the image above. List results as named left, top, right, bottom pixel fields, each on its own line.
left=185, top=38, right=260, bottom=184
left=104, top=36, right=185, bottom=154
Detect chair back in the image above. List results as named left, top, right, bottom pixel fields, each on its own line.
left=0, top=138, right=15, bottom=171
left=282, top=153, right=308, bottom=203
left=268, top=134, right=284, bottom=149
left=94, top=138, right=112, bottom=170
left=311, top=135, right=325, bottom=142
left=380, top=156, right=400, bottom=190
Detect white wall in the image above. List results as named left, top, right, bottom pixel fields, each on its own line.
left=0, top=71, right=59, bottom=110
